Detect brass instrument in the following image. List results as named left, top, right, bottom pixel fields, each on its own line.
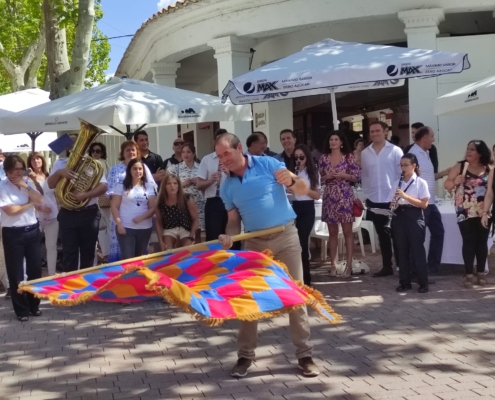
left=384, top=173, right=404, bottom=233
left=55, top=119, right=106, bottom=210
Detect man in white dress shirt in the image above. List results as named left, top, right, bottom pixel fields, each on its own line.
left=197, top=129, right=240, bottom=249
left=408, top=126, right=449, bottom=274
left=361, top=121, right=403, bottom=277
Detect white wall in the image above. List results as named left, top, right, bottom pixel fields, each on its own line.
left=98, top=133, right=126, bottom=167
left=436, top=34, right=495, bottom=172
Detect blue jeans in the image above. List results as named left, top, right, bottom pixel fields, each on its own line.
left=116, top=227, right=152, bottom=260
left=424, top=204, right=444, bottom=272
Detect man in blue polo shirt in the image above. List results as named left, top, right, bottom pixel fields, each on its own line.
left=215, top=133, right=319, bottom=378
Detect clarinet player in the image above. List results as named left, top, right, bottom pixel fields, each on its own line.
left=389, top=154, right=430, bottom=293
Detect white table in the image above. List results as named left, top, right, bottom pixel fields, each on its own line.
left=425, top=202, right=493, bottom=267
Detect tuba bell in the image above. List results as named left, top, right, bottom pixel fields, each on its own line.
left=55, top=119, right=106, bottom=210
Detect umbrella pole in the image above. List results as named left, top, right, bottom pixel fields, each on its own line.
left=330, top=88, right=339, bottom=130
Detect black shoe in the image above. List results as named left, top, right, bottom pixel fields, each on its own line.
left=5, top=288, right=11, bottom=300
left=396, top=284, right=413, bottom=292
left=373, top=268, right=394, bottom=277
left=411, top=277, right=436, bottom=285
left=418, top=285, right=429, bottom=293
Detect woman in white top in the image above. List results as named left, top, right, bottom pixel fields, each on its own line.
left=111, top=159, right=157, bottom=260
left=27, top=152, right=48, bottom=195
left=27, top=152, right=59, bottom=276
left=289, top=144, right=321, bottom=286
left=89, top=142, right=111, bottom=262
left=389, top=153, right=430, bottom=294
left=107, top=140, right=156, bottom=262
left=0, top=156, right=51, bottom=321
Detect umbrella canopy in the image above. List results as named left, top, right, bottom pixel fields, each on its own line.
left=222, top=39, right=470, bottom=129
left=434, top=75, right=495, bottom=116
left=0, top=88, right=57, bottom=152
left=0, top=77, right=252, bottom=137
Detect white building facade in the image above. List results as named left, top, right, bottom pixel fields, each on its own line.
left=116, top=0, right=495, bottom=172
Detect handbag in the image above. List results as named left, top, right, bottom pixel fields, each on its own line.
left=98, top=194, right=111, bottom=208
left=353, top=198, right=364, bottom=217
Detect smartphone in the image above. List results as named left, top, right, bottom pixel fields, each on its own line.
left=23, top=169, right=30, bottom=176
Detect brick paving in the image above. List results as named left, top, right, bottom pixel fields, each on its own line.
left=1, top=243, right=495, bottom=400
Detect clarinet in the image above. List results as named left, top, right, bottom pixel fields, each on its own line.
left=295, top=162, right=300, bottom=175
left=384, top=173, right=404, bottom=233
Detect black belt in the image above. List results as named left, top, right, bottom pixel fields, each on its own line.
left=62, top=204, right=98, bottom=212
left=397, top=204, right=416, bottom=209
left=3, top=223, right=39, bottom=232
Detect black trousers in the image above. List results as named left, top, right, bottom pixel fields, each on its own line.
left=366, top=200, right=394, bottom=270
left=58, top=205, right=100, bottom=272
left=424, top=204, right=445, bottom=272
left=205, top=197, right=241, bottom=250
left=2, top=224, right=41, bottom=317
left=392, top=206, right=428, bottom=287
left=292, top=200, right=315, bottom=285
left=458, top=217, right=489, bottom=274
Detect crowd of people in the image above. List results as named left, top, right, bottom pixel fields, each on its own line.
left=0, top=122, right=494, bottom=377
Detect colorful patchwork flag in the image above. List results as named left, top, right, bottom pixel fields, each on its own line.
left=19, top=244, right=340, bottom=326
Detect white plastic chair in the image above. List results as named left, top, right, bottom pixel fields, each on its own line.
left=310, top=215, right=366, bottom=260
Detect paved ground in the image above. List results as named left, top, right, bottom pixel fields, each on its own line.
left=1, top=242, right=495, bottom=400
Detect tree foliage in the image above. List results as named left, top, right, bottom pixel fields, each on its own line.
left=0, top=0, right=110, bottom=95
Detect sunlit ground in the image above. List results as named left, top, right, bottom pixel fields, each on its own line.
left=1, top=241, right=495, bottom=400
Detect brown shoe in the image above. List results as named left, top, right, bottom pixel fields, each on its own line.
left=477, top=273, right=487, bottom=286
left=464, top=274, right=473, bottom=289
left=298, top=357, right=320, bottom=377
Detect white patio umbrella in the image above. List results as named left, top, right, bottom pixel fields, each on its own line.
left=0, top=77, right=252, bottom=138
left=434, top=75, right=495, bottom=116
left=0, top=88, right=57, bottom=151
left=222, top=39, right=471, bottom=129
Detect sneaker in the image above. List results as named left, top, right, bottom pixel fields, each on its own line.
left=5, top=288, right=11, bottom=300
left=231, top=357, right=252, bottom=377
left=298, top=357, right=320, bottom=377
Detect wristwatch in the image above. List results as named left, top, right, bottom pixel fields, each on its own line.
left=26, top=186, right=32, bottom=191
left=287, top=177, right=296, bottom=188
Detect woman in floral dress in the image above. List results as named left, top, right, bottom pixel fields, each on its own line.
left=319, top=130, right=360, bottom=278
left=167, top=143, right=205, bottom=236
left=106, top=140, right=156, bottom=262
left=444, top=140, right=492, bottom=288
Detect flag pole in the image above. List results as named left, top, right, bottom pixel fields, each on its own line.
left=330, top=87, right=339, bottom=130
left=20, top=225, right=286, bottom=287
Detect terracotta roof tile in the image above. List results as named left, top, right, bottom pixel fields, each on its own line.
left=116, top=0, right=204, bottom=75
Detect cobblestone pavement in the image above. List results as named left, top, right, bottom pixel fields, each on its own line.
left=1, top=243, right=495, bottom=400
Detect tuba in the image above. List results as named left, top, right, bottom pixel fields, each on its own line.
left=55, top=119, right=106, bottom=210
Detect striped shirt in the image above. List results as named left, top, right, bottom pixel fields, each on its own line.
left=409, top=144, right=435, bottom=200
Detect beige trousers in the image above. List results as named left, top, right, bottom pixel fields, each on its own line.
left=237, top=221, right=313, bottom=360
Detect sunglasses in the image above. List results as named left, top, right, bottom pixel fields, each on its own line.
left=174, top=141, right=185, bottom=146
left=294, top=155, right=306, bottom=161
left=91, top=149, right=102, bottom=154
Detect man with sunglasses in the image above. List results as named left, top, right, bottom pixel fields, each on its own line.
left=164, top=139, right=184, bottom=169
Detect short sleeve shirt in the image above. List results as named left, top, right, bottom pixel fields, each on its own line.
left=51, top=158, right=107, bottom=207
left=387, top=173, right=430, bottom=206
left=0, top=179, right=38, bottom=227
left=197, top=152, right=228, bottom=199
left=114, top=182, right=156, bottom=229
left=220, top=155, right=296, bottom=231
left=142, top=151, right=164, bottom=174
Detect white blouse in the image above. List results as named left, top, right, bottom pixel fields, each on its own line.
left=0, top=179, right=38, bottom=227
left=293, top=168, right=321, bottom=201
left=387, top=173, right=430, bottom=207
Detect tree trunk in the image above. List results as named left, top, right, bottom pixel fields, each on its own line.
left=0, top=22, right=46, bottom=92
left=43, top=0, right=95, bottom=99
